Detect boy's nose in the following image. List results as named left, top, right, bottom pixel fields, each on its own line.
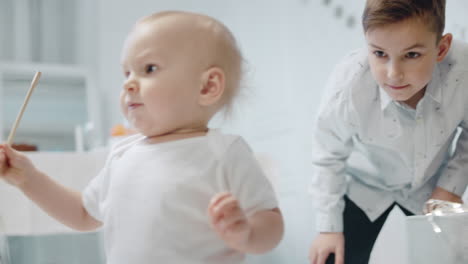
left=387, top=62, right=404, bottom=81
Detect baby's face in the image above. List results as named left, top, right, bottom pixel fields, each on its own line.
left=120, top=20, right=205, bottom=137
left=365, top=17, right=447, bottom=107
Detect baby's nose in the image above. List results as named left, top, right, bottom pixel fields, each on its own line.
left=124, top=78, right=138, bottom=92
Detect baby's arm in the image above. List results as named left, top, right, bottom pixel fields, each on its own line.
left=0, top=144, right=101, bottom=231
left=208, top=192, right=283, bottom=254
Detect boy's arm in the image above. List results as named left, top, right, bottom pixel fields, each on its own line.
left=435, top=126, right=468, bottom=201
left=430, top=186, right=463, bottom=203
left=309, top=56, right=362, bottom=264
left=308, top=97, right=353, bottom=264
left=308, top=51, right=364, bottom=234
left=309, top=93, right=355, bottom=233
left=0, top=144, right=102, bottom=231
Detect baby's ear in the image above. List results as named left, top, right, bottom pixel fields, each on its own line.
left=199, top=67, right=225, bottom=106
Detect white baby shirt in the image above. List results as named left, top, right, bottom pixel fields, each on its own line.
left=83, top=129, right=278, bottom=264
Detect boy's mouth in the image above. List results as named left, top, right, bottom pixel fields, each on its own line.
left=387, top=84, right=409, bottom=90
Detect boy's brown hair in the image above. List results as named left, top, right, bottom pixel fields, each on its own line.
left=362, top=0, right=446, bottom=42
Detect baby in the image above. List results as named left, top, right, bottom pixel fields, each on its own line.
left=0, top=11, right=283, bottom=264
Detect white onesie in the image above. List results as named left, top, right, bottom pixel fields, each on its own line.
left=82, top=129, right=278, bottom=264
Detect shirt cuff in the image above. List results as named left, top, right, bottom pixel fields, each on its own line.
left=315, top=210, right=344, bottom=233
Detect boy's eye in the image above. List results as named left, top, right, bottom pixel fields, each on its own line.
left=123, top=71, right=130, bottom=78
left=373, top=50, right=386, bottom=58
left=406, top=52, right=421, bottom=59
left=145, top=64, right=158, bottom=73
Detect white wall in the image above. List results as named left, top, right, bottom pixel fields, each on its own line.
left=446, top=0, right=468, bottom=40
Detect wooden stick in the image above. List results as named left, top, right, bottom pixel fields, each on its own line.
left=7, top=71, right=42, bottom=145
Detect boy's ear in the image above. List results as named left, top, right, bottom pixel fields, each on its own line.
left=436, top=33, right=453, bottom=62
left=199, top=67, right=225, bottom=106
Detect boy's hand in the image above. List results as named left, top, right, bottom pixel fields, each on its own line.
left=429, top=186, right=463, bottom=204
left=208, top=192, right=251, bottom=252
left=424, top=186, right=463, bottom=214
left=309, top=232, right=344, bottom=264
left=0, top=144, right=36, bottom=186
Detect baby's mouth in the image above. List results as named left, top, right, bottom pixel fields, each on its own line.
left=128, top=103, right=143, bottom=109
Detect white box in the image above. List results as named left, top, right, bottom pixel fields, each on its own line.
left=406, top=213, right=468, bottom=264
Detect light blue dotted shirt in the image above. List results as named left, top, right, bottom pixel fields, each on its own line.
left=309, top=40, right=468, bottom=232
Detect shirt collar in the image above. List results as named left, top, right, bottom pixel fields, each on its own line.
left=379, top=85, right=393, bottom=111
left=424, top=64, right=442, bottom=105
left=378, top=64, right=442, bottom=111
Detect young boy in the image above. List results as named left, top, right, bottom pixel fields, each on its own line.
left=0, top=11, right=283, bottom=263
left=308, top=1, right=468, bottom=264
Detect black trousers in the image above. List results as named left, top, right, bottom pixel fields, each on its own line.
left=326, top=196, right=414, bottom=264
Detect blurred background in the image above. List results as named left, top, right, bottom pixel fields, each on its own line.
left=0, top=0, right=467, bottom=263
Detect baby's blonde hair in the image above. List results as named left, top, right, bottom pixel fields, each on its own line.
left=139, top=11, right=243, bottom=116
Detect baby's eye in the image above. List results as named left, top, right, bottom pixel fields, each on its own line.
left=373, top=50, right=386, bottom=58
left=145, top=64, right=158, bottom=74
left=123, top=71, right=130, bottom=78
left=405, top=52, right=421, bottom=59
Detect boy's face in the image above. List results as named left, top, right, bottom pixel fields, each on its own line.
left=365, top=18, right=451, bottom=108
left=119, top=19, right=205, bottom=137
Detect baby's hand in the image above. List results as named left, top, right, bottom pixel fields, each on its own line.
left=0, top=144, right=36, bottom=186
left=208, top=192, right=251, bottom=252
